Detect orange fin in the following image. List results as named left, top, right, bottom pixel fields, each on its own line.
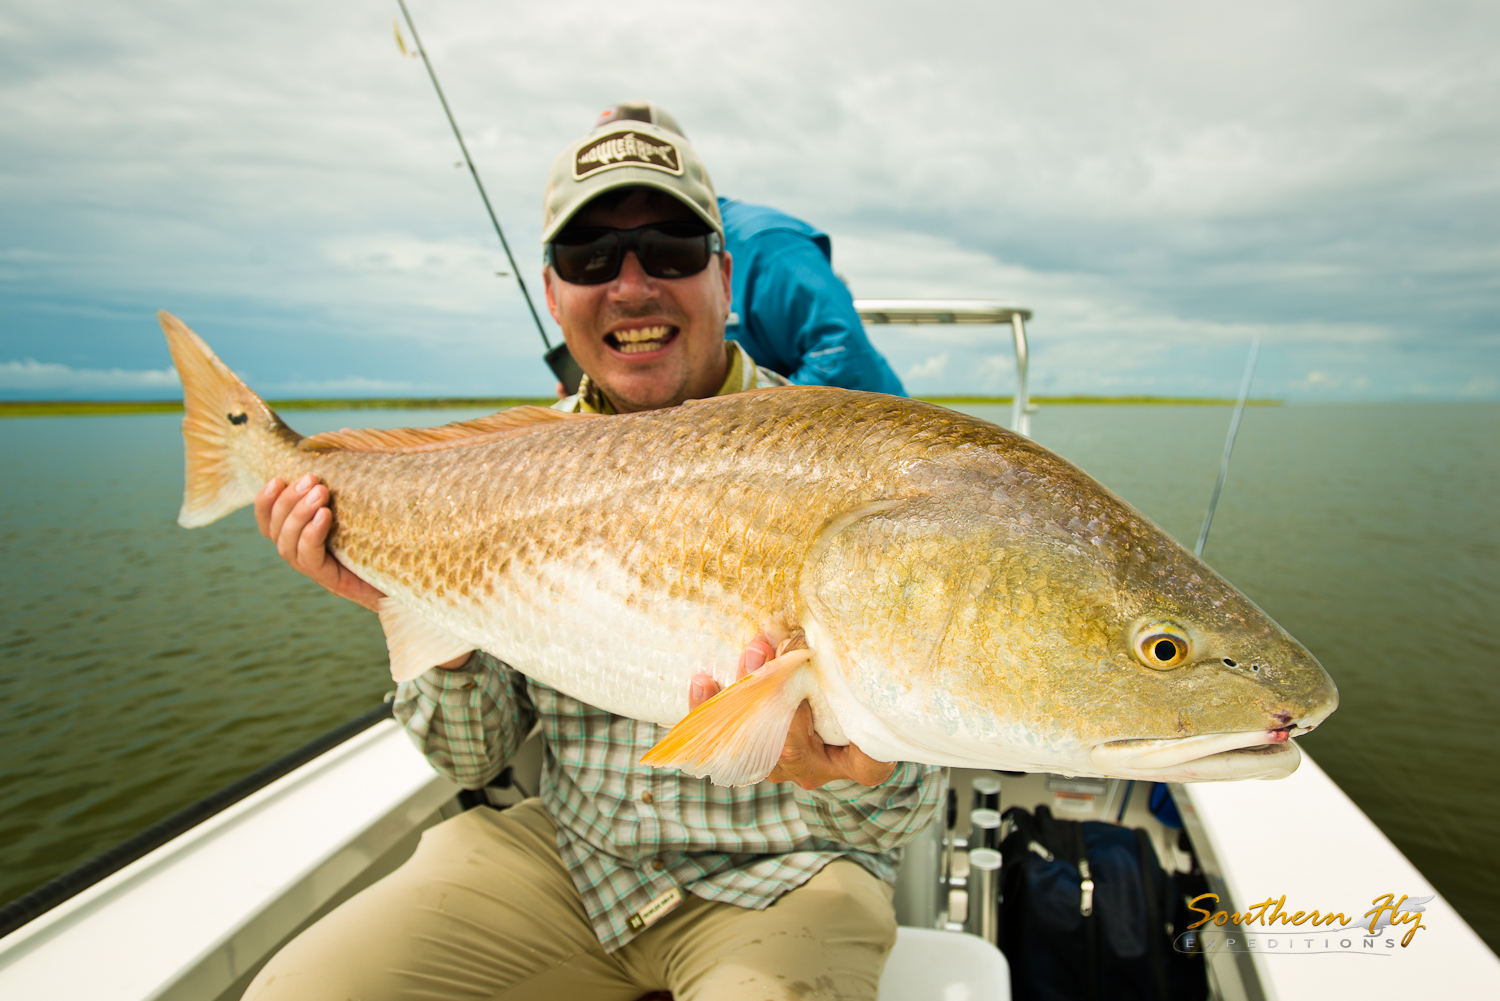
left=300, top=407, right=595, bottom=454
left=377, top=598, right=475, bottom=682
left=640, top=649, right=817, bottom=787
left=159, top=311, right=299, bottom=528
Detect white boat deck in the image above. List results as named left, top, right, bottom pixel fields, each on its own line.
left=0, top=722, right=1011, bottom=1000
left=0, top=720, right=457, bottom=1001
left=1175, top=751, right=1500, bottom=998
left=1, top=718, right=1493, bottom=999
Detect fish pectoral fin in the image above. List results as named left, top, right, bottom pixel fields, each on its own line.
left=376, top=599, right=475, bottom=682
left=639, top=649, right=817, bottom=787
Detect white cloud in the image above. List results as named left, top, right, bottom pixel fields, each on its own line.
left=322, top=233, right=495, bottom=275
left=0, top=0, right=1495, bottom=399
left=906, top=352, right=949, bottom=382
left=973, top=355, right=1016, bottom=394
left=0, top=359, right=435, bottom=400
left=0, top=359, right=179, bottom=393
left=0, top=248, right=60, bottom=262
left=1290, top=370, right=1372, bottom=393
left=1459, top=376, right=1499, bottom=397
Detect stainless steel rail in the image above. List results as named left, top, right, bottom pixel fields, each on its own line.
left=854, top=299, right=1035, bottom=436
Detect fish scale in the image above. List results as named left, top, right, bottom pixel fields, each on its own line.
left=339, top=408, right=866, bottom=718
left=320, top=401, right=885, bottom=711
left=161, top=311, right=1338, bottom=787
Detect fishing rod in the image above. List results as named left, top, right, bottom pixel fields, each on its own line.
left=1195, top=334, right=1262, bottom=558
left=393, top=0, right=583, bottom=391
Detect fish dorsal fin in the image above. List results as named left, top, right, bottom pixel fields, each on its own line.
left=300, top=406, right=593, bottom=454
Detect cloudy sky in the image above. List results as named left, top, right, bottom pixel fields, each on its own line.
left=2, top=0, right=1496, bottom=400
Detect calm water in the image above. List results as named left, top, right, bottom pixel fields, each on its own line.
left=2, top=403, right=1497, bottom=949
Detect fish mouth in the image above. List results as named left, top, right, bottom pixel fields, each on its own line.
left=1089, top=726, right=1314, bottom=782
left=606, top=324, right=678, bottom=356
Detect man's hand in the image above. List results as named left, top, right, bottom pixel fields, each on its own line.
left=256, top=475, right=387, bottom=612
left=255, top=475, right=472, bottom=670
left=687, top=637, right=896, bottom=790
left=771, top=701, right=897, bottom=789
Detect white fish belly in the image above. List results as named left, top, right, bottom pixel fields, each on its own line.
left=368, top=547, right=759, bottom=725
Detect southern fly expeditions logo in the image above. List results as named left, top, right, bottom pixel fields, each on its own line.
left=574, top=131, right=682, bottom=179
left=1176, top=892, right=1434, bottom=956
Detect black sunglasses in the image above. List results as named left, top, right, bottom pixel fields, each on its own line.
left=547, top=222, right=722, bottom=285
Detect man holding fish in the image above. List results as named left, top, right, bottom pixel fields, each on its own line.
left=242, top=119, right=943, bottom=999
left=153, top=94, right=1336, bottom=1001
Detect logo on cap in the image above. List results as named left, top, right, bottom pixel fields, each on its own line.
left=574, top=131, right=682, bottom=179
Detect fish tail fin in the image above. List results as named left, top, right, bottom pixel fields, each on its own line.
left=159, top=311, right=293, bottom=528
left=640, top=649, right=818, bottom=787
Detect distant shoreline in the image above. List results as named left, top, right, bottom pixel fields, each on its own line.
left=0, top=394, right=1289, bottom=418
left=921, top=395, right=1283, bottom=406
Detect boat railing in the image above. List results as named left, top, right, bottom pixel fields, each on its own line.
left=0, top=702, right=397, bottom=941
left=854, top=299, right=1034, bottom=436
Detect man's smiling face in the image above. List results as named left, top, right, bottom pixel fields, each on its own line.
left=544, top=188, right=732, bottom=414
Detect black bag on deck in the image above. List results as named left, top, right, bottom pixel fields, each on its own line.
left=997, top=805, right=1196, bottom=1001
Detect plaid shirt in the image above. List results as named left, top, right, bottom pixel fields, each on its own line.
left=394, top=655, right=947, bottom=952
left=391, top=340, right=946, bottom=952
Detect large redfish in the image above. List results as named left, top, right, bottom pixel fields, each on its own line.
left=162, top=311, right=1337, bottom=787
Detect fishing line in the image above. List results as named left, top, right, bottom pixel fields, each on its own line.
left=1195, top=334, right=1262, bottom=558
left=394, top=0, right=552, bottom=354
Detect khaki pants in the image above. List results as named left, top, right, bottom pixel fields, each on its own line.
left=243, top=799, right=896, bottom=1001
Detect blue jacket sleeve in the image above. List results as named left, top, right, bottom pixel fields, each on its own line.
left=729, top=229, right=907, bottom=396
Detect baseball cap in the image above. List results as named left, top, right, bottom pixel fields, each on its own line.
left=541, top=120, right=721, bottom=243
left=593, top=100, right=686, bottom=139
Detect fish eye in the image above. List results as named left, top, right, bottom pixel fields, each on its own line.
left=1133, top=622, right=1190, bottom=670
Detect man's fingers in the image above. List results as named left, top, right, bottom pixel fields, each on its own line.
left=274, top=482, right=324, bottom=568
left=268, top=473, right=316, bottom=542
left=771, top=702, right=826, bottom=789
left=254, top=471, right=386, bottom=611
left=736, top=635, right=776, bottom=681
left=700, top=633, right=775, bottom=715
left=728, top=636, right=889, bottom=789
left=296, top=505, right=333, bottom=571
left=766, top=701, right=895, bottom=789
left=688, top=672, right=720, bottom=711
left=834, top=742, right=897, bottom=787
left=254, top=478, right=285, bottom=538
